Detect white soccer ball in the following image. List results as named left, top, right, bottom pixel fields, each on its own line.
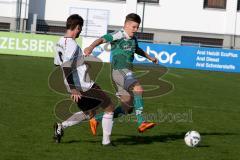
left=184, top=131, right=201, bottom=147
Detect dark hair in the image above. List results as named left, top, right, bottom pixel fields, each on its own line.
left=66, top=14, right=84, bottom=30
left=125, top=13, right=141, bottom=24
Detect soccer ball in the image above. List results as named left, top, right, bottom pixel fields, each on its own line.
left=184, top=131, right=201, bottom=147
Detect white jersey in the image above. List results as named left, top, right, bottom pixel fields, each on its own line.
left=54, top=37, right=94, bottom=92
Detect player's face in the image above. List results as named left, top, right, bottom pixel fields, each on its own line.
left=124, top=21, right=139, bottom=37
left=75, top=25, right=82, bottom=38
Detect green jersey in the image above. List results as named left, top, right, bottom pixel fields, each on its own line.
left=102, top=29, right=138, bottom=70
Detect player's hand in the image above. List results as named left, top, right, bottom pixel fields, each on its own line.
left=70, top=89, right=81, bottom=102
left=84, top=47, right=93, bottom=56
left=150, top=57, right=158, bottom=64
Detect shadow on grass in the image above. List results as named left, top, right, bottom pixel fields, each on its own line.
left=111, top=132, right=238, bottom=146
left=61, top=140, right=83, bottom=144
left=197, top=145, right=210, bottom=148
left=61, top=132, right=238, bottom=146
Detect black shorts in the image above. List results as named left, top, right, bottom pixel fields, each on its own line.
left=76, top=84, right=111, bottom=112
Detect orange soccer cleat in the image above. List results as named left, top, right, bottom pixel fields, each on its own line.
left=138, top=122, right=156, bottom=133
left=89, top=118, right=99, bottom=136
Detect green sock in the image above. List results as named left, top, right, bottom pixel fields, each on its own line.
left=94, top=106, right=125, bottom=122
left=133, top=94, right=145, bottom=126
left=94, top=112, right=104, bottom=122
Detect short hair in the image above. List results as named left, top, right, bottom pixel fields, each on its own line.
left=66, top=14, right=84, bottom=30
left=125, top=13, right=141, bottom=24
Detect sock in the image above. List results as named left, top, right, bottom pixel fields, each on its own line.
left=94, top=112, right=104, bottom=122
left=133, top=94, right=145, bottom=126
left=61, top=111, right=90, bottom=129
left=102, top=112, right=114, bottom=145
left=56, top=123, right=63, bottom=135
left=94, top=106, right=125, bottom=122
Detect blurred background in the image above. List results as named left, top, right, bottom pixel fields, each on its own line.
left=1, top=0, right=240, bottom=49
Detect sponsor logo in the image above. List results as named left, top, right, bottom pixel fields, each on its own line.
left=135, top=46, right=177, bottom=64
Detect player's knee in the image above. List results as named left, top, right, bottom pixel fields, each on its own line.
left=133, top=85, right=143, bottom=95
left=121, top=95, right=132, bottom=103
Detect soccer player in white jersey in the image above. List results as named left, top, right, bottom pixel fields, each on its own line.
left=53, top=14, right=115, bottom=146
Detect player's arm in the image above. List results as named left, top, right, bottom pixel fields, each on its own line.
left=84, top=38, right=106, bottom=56
left=55, top=49, right=77, bottom=90
left=62, top=42, right=82, bottom=102
left=62, top=65, right=81, bottom=102
left=84, top=30, right=124, bottom=56
left=62, top=67, right=75, bottom=89
left=135, top=47, right=158, bottom=64
left=134, top=37, right=158, bottom=64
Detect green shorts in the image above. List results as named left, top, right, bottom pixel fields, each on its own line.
left=111, top=69, right=138, bottom=96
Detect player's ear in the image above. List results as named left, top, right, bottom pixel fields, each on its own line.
left=124, top=21, right=129, bottom=27
left=137, top=23, right=140, bottom=28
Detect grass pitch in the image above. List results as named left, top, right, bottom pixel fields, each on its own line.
left=0, top=54, right=240, bottom=160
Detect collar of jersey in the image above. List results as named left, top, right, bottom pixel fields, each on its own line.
left=121, top=29, right=131, bottom=40
left=63, top=36, right=73, bottom=39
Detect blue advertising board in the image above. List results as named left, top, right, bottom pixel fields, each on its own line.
left=134, top=43, right=240, bottom=73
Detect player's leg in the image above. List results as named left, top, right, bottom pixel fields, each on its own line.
left=93, top=105, right=125, bottom=122
left=53, top=89, right=102, bottom=143
left=131, top=83, right=156, bottom=132
left=53, top=109, right=92, bottom=143
left=114, top=82, right=156, bottom=133
left=132, top=83, right=144, bottom=126
left=101, top=104, right=114, bottom=146
left=115, top=69, right=145, bottom=126
left=111, top=69, right=135, bottom=118
left=93, top=84, right=130, bottom=122
left=121, top=68, right=156, bottom=132
left=61, top=111, right=91, bottom=128
left=118, top=94, right=134, bottom=114
left=85, top=84, right=115, bottom=145
left=89, top=94, right=133, bottom=136
left=89, top=80, right=134, bottom=137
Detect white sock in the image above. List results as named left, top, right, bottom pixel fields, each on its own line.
left=61, top=111, right=90, bottom=129
left=102, top=112, right=114, bottom=145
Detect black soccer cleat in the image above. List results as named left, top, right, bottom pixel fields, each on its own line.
left=53, top=122, right=64, bottom=143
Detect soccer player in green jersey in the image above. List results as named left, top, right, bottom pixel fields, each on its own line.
left=84, top=13, right=158, bottom=134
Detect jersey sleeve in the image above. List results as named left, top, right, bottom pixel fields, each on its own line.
left=54, top=43, right=64, bottom=66
left=134, top=37, right=147, bottom=58
left=102, top=30, right=124, bottom=42
left=54, top=52, right=61, bottom=66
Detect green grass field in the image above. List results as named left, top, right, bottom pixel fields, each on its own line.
left=0, top=54, right=240, bottom=160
